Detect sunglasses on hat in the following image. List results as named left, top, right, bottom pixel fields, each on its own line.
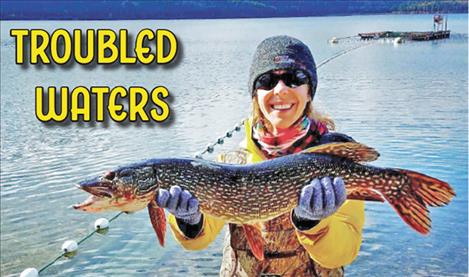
left=254, top=70, right=309, bottom=91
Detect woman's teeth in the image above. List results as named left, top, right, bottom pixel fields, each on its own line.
left=271, top=104, right=293, bottom=110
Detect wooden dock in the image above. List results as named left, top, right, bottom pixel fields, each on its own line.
left=358, top=30, right=450, bottom=41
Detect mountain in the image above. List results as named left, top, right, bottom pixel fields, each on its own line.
left=1, top=0, right=467, bottom=20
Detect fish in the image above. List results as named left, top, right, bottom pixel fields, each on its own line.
left=73, top=142, right=455, bottom=260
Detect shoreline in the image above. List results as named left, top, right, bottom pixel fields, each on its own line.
left=1, top=11, right=467, bottom=22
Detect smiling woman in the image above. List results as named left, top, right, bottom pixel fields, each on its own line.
left=254, top=69, right=313, bottom=132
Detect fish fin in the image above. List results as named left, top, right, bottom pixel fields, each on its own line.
left=242, top=224, right=265, bottom=261
left=398, top=169, right=455, bottom=207
left=301, top=142, right=380, bottom=162
left=387, top=190, right=432, bottom=235
left=384, top=169, right=454, bottom=235
left=148, top=200, right=166, bottom=246
left=347, top=188, right=385, bottom=202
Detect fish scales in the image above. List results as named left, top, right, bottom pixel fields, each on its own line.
left=75, top=142, right=454, bottom=235
left=146, top=154, right=378, bottom=224
left=131, top=157, right=300, bottom=223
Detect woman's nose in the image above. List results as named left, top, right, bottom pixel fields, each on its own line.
left=273, top=80, right=289, bottom=95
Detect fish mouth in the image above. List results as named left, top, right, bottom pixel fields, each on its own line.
left=72, top=178, right=114, bottom=211
left=76, top=178, right=114, bottom=198
left=72, top=195, right=101, bottom=210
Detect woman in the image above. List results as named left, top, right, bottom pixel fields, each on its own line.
left=156, top=35, right=365, bottom=276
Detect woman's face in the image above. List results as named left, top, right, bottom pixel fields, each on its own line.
left=255, top=70, right=311, bottom=133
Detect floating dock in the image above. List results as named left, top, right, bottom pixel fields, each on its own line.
left=359, top=14, right=450, bottom=41
left=358, top=30, right=450, bottom=41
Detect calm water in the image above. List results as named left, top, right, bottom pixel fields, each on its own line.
left=1, top=14, right=467, bottom=276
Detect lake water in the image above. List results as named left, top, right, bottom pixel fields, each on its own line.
left=1, top=14, right=467, bottom=276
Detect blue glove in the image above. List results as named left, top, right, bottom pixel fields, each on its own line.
left=294, top=177, right=347, bottom=221
left=156, top=185, right=202, bottom=225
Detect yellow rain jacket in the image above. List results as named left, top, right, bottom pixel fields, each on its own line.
left=168, top=118, right=365, bottom=276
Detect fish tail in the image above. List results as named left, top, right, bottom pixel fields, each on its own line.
left=346, top=167, right=455, bottom=235
left=388, top=169, right=455, bottom=235
left=398, top=169, right=455, bottom=207
left=388, top=190, right=431, bottom=235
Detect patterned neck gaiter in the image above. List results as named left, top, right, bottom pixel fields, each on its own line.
left=252, top=116, right=328, bottom=159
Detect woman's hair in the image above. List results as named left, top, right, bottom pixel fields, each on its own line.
left=251, top=96, right=336, bottom=131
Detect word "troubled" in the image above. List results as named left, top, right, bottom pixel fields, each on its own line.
left=11, top=29, right=177, bottom=64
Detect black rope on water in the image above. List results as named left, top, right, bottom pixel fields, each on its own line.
left=194, top=122, right=244, bottom=158
left=37, top=254, right=63, bottom=275
left=37, top=212, right=124, bottom=274
left=329, top=35, right=360, bottom=42
left=32, top=41, right=376, bottom=276
left=316, top=41, right=375, bottom=69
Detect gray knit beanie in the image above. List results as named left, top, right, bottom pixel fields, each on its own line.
left=249, top=35, right=318, bottom=99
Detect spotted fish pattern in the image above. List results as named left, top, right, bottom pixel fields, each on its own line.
left=74, top=142, right=455, bottom=259
left=152, top=143, right=453, bottom=234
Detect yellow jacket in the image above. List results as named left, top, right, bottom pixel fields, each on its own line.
left=168, top=118, right=365, bottom=269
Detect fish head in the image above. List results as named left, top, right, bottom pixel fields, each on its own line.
left=73, top=163, right=159, bottom=213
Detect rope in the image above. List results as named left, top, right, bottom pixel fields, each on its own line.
left=316, top=41, right=375, bottom=69
left=38, top=212, right=124, bottom=274
left=193, top=122, right=244, bottom=158
left=329, top=35, right=360, bottom=42
left=34, top=40, right=375, bottom=275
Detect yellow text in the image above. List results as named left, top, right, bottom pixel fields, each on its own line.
left=35, top=86, right=171, bottom=123
left=11, top=29, right=178, bottom=65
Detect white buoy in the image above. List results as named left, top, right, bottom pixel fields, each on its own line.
left=20, top=268, right=38, bottom=277
left=61, top=240, right=78, bottom=253
left=94, top=218, right=109, bottom=230
left=393, top=37, right=403, bottom=44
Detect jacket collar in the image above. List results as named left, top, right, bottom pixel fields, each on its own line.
left=243, top=117, right=267, bottom=163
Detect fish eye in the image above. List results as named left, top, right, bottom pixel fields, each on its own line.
left=103, top=171, right=115, bottom=180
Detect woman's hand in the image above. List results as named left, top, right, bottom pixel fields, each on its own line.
left=157, top=185, right=202, bottom=225
left=294, top=177, right=347, bottom=221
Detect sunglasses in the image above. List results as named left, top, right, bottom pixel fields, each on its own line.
left=254, top=70, right=309, bottom=91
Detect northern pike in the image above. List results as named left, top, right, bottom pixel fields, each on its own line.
left=73, top=142, right=455, bottom=260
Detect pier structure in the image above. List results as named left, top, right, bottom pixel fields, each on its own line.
left=358, top=14, right=450, bottom=41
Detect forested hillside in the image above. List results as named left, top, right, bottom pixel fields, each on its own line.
left=1, top=0, right=467, bottom=20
